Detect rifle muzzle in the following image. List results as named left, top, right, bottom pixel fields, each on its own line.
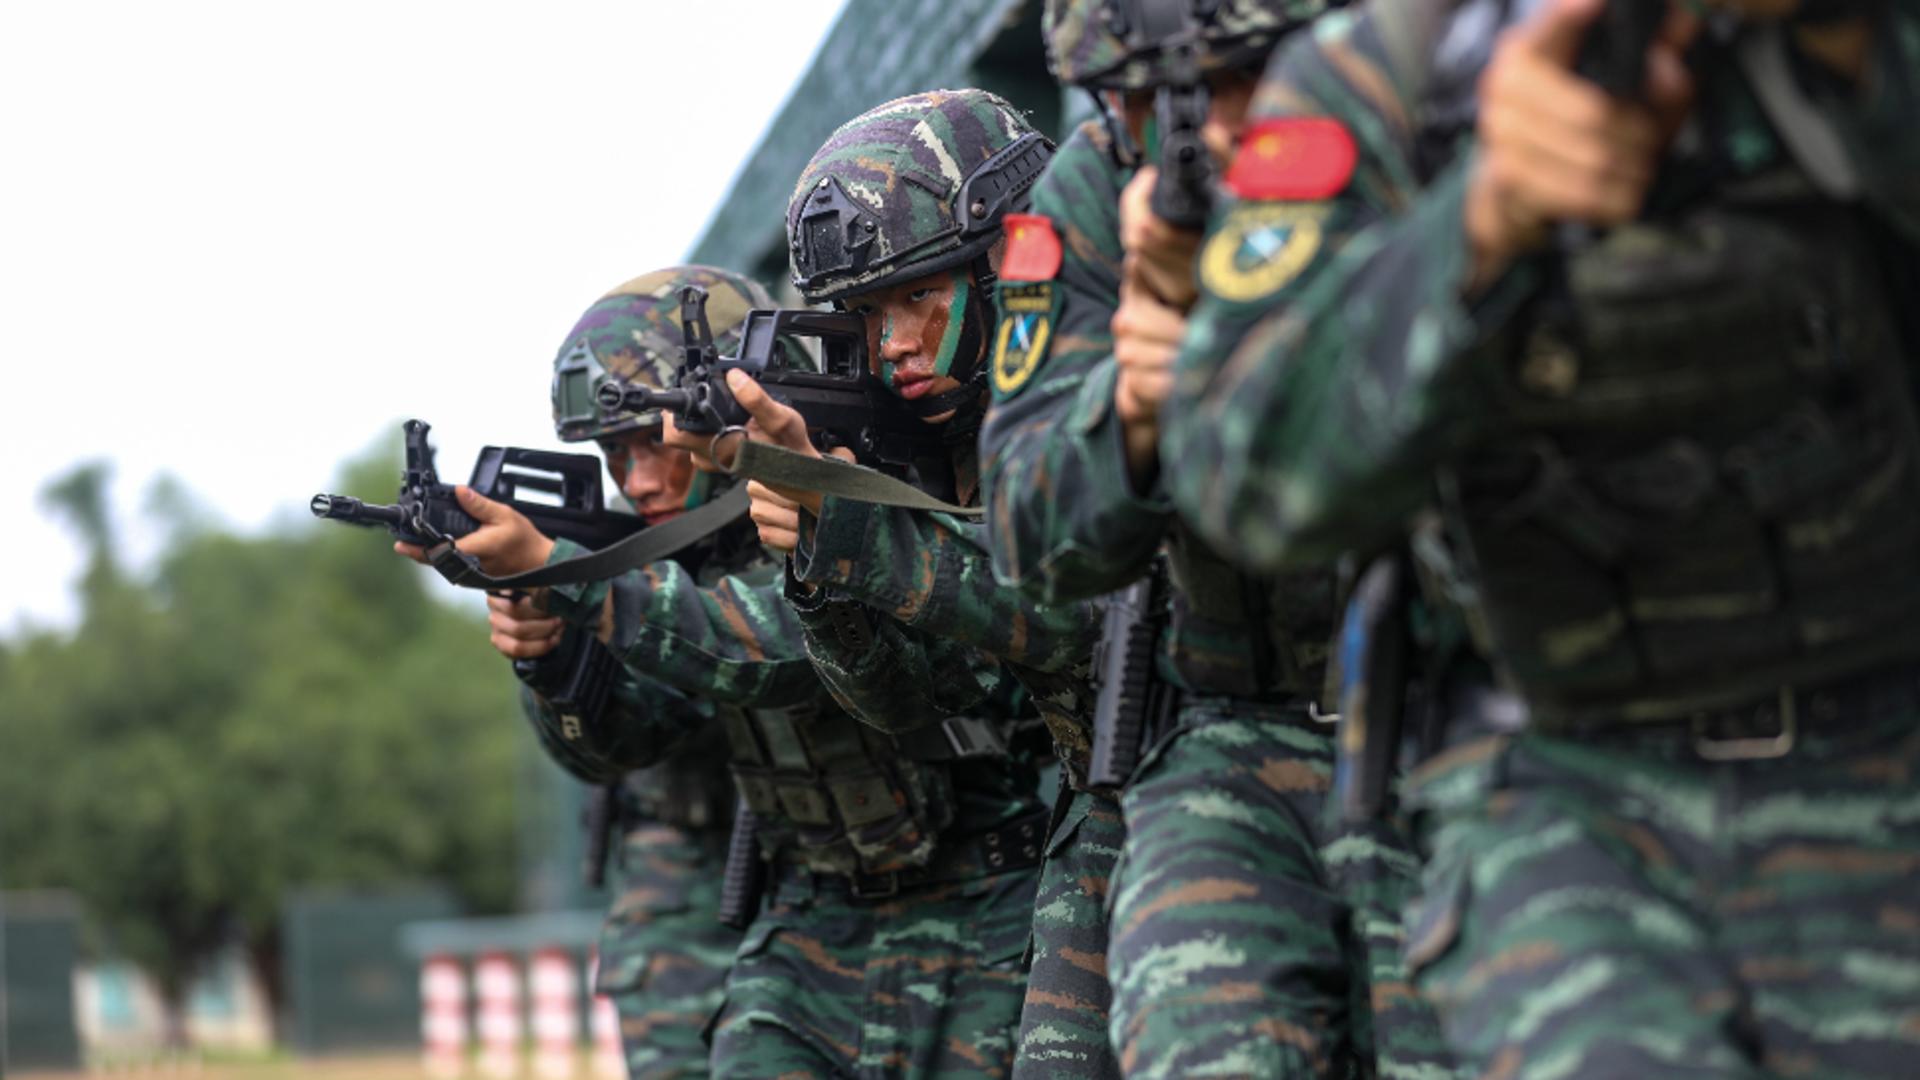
left=595, top=382, right=692, bottom=415
left=310, top=493, right=407, bottom=528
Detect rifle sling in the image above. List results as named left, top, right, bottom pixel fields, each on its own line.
left=427, top=485, right=751, bottom=590
left=727, top=440, right=984, bottom=518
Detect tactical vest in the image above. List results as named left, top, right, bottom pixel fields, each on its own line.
left=619, top=719, right=736, bottom=832
left=1165, top=522, right=1337, bottom=702
left=1432, top=165, right=1920, bottom=724
left=720, top=701, right=967, bottom=877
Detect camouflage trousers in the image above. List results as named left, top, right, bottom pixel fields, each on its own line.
left=1107, top=697, right=1455, bottom=1079
left=597, top=821, right=741, bottom=1080
left=1401, top=685, right=1920, bottom=1079
left=1013, top=789, right=1125, bottom=1079
left=708, top=859, right=1039, bottom=1078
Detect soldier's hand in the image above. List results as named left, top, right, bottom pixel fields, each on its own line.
left=1111, top=276, right=1188, bottom=487
left=747, top=481, right=804, bottom=554
left=725, top=370, right=857, bottom=516
left=1465, top=0, right=1695, bottom=281
left=486, top=591, right=563, bottom=660
left=661, top=412, right=730, bottom=473
left=391, top=486, right=556, bottom=577
left=1119, top=166, right=1203, bottom=309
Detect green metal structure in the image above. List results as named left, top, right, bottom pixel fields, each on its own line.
left=688, top=0, right=1071, bottom=287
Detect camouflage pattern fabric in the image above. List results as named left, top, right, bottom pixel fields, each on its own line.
left=786, top=88, right=1039, bottom=302
left=1401, top=706, right=1920, bottom=1078
left=597, top=820, right=738, bottom=1079
left=1106, top=699, right=1454, bottom=1079
left=1014, top=790, right=1125, bottom=1080
left=1162, top=0, right=1920, bottom=568
left=553, top=265, right=777, bottom=442
left=1161, top=1, right=1920, bottom=1075
left=709, top=858, right=1040, bottom=1078
left=1043, top=0, right=1331, bottom=90
left=978, top=118, right=1451, bottom=1079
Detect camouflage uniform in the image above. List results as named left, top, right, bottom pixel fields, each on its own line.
left=977, top=4, right=1457, bottom=1075
left=1166, top=1, right=1920, bottom=1074
left=538, top=259, right=1051, bottom=1077
left=523, top=267, right=779, bottom=1079
left=774, top=89, right=1131, bottom=1079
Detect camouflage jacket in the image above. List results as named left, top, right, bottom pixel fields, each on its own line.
left=978, top=120, right=1338, bottom=705
left=789, top=425, right=1104, bottom=782
left=537, top=516, right=1043, bottom=865
left=1164, top=0, right=1920, bottom=572
left=979, top=121, right=1173, bottom=604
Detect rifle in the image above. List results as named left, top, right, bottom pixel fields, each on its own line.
left=311, top=419, right=644, bottom=551
left=1576, top=0, right=1669, bottom=100
left=595, top=287, right=950, bottom=483
left=1086, top=565, right=1178, bottom=794
left=1148, top=38, right=1215, bottom=232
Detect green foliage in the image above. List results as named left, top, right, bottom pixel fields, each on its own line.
left=0, top=448, right=523, bottom=1011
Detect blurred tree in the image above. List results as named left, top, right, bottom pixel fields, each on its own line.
left=0, top=448, right=521, bottom=1045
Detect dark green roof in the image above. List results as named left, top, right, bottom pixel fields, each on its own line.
left=687, top=0, right=1071, bottom=289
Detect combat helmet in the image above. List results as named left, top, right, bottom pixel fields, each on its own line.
left=550, top=265, right=778, bottom=443
left=787, top=89, right=1053, bottom=417
left=1043, top=0, right=1329, bottom=91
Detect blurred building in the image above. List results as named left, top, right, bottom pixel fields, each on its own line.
left=690, top=0, right=1074, bottom=287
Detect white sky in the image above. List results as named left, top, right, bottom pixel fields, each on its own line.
left=1, top=0, right=848, bottom=633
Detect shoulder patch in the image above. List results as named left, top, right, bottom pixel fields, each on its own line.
left=1000, top=214, right=1063, bottom=282
left=1225, top=118, right=1357, bottom=201
left=1200, top=202, right=1330, bottom=304
left=991, top=282, right=1057, bottom=397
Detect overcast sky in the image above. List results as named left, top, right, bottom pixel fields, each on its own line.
left=1, top=0, right=848, bottom=633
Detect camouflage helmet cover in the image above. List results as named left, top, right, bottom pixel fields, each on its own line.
left=1042, top=0, right=1331, bottom=90
left=786, top=88, right=1054, bottom=304
left=551, top=265, right=777, bottom=442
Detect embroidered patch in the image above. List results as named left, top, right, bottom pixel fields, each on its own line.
left=1199, top=202, right=1328, bottom=304
left=1225, top=118, right=1357, bottom=201
left=991, top=282, right=1056, bottom=397
left=1000, top=214, right=1063, bottom=282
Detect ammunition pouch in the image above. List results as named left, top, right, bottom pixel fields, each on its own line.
left=721, top=702, right=1014, bottom=877
left=1433, top=168, right=1920, bottom=728
left=1165, top=525, right=1337, bottom=702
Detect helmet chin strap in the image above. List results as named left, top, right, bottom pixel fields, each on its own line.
left=906, top=253, right=998, bottom=419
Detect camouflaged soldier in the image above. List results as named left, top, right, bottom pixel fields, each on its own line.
left=711, top=88, right=1118, bottom=1080
left=1164, top=0, right=1920, bottom=1073
left=394, top=266, right=760, bottom=1078
left=978, top=2, right=1457, bottom=1076
left=420, top=260, right=1055, bottom=1077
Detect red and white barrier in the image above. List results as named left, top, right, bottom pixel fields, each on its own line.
left=421, top=954, right=469, bottom=1079
left=530, top=949, right=580, bottom=1079
left=474, top=952, right=524, bottom=1080
left=587, top=953, right=626, bottom=1080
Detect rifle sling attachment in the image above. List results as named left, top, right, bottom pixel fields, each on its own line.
left=726, top=440, right=985, bottom=518
left=426, top=484, right=752, bottom=590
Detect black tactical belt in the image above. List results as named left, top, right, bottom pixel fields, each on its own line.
left=1456, top=662, right=1920, bottom=761
left=772, top=812, right=1047, bottom=902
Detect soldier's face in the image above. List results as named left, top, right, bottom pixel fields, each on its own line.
left=598, top=426, right=696, bottom=523
left=846, top=269, right=969, bottom=424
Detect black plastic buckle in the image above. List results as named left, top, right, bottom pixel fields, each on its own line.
left=849, top=869, right=902, bottom=900
left=1692, top=688, right=1797, bottom=761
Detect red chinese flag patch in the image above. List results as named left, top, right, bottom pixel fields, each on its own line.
left=1225, top=118, right=1357, bottom=201
left=999, top=213, right=1063, bottom=282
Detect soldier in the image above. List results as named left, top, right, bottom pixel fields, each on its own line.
left=397, top=267, right=768, bottom=1077
left=1164, top=0, right=1920, bottom=1073
left=704, top=88, right=1117, bottom=1080
left=978, top=2, right=1457, bottom=1076
left=418, top=261, right=1051, bottom=1073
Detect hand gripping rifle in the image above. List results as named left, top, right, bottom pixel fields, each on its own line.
left=596, top=286, right=952, bottom=484
left=311, top=419, right=642, bottom=551
left=1148, top=38, right=1215, bottom=232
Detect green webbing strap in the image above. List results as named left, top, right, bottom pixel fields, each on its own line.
left=427, top=485, right=751, bottom=590
left=727, top=439, right=984, bottom=518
